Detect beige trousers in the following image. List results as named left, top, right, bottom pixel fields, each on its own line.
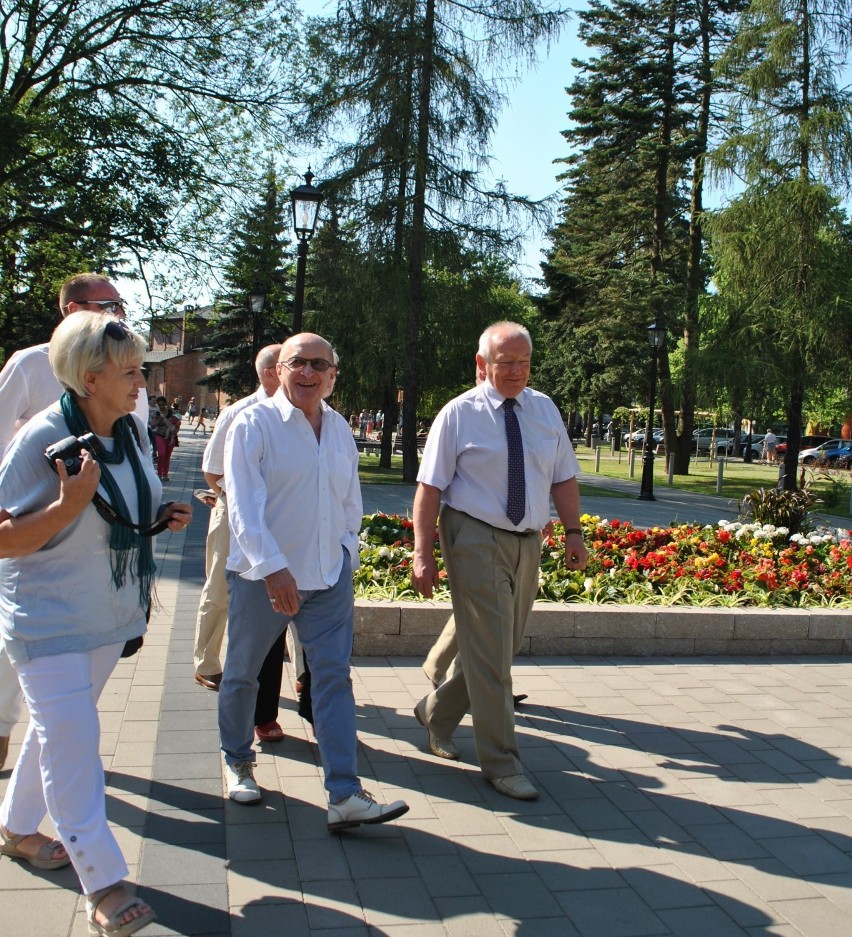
left=422, top=615, right=458, bottom=686
left=418, top=506, right=541, bottom=780
left=193, top=495, right=230, bottom=675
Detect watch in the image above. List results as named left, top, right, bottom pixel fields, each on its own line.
left=564, top=527, right=583, bottom=537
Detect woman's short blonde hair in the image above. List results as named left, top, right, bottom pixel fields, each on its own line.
left=49, top=312, right=146, bottom=397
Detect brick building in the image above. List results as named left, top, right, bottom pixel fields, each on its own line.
left=142, top=305, right=229, bottom=415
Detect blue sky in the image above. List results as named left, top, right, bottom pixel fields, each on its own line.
left=488, top=24, right=584, bottom=283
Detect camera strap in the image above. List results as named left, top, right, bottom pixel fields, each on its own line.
left=91, top=494, right=173, bottom=538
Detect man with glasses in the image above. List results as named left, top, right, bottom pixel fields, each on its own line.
left=0, top=272, right=146, bottom=772
left=218, top=333, right=409, bottom=832
left=411, top=321, right=587, bottom=801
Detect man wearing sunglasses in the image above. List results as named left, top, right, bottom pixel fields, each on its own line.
left=0, top=272, right=146, bottom=772
left=218, top=333, right=409, bottom=831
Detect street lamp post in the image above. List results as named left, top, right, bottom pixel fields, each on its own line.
left=637, top=321, right=666, bottom=502
left=289, top=169, right=324, bottom=334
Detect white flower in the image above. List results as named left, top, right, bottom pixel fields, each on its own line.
left=584, top=577, right=595, bottom=591
left=378, top=546, right=390, bottom=558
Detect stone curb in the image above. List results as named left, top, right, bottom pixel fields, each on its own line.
left=353, top=600, right=852, bottom=656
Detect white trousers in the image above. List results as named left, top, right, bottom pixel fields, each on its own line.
left=0, top=643, right=128, bottom=895
left=0, top=646, right=23, bottom=735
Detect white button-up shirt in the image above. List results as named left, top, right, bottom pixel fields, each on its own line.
left=224, top=389, right=362, bottom=589
left=417, top=380, right=579, bottom=532
left=201, top=386, right=269, bottom=476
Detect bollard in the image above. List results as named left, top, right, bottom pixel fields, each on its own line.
left=594, top=445, right=602, bottom=472
left=629, top=448, right=637, bottom=479
left=668, top=454, right=675, bottom=486
left=716, top=457, right=724, bottom=494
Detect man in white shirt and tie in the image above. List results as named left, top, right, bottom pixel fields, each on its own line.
left=218, top=333, right=409, bottom=832
left=411, top=321, right=588, bottom=800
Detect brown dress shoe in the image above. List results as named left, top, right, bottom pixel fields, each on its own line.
left=194, top=672, right=222, bottom=691
left=0, top=735, right=8, bottom=772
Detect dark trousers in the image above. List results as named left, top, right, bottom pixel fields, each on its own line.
left=253, top=630, right=285, bottom=726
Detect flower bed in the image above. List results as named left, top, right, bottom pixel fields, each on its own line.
left=355, top=513, right=852, bottom=608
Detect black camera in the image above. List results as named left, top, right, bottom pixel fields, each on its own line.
left=44, top=433, right=98, bottom=475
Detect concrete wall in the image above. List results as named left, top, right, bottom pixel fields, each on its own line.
left=353, top=600, right=852, bottom=657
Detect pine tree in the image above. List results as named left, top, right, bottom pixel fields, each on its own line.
left=709, top=0, right=852, bottom=487
left=298, top=0, right=563, bottom=478
left=201, top=171, right=291, bottom=399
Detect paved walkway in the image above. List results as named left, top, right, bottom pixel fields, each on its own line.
left=2, top=434, right=852, bottom=937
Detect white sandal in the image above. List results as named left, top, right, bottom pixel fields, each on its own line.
left=86, top=883, right=156, bottom=937
left=0, top=824, right=71, bottom=870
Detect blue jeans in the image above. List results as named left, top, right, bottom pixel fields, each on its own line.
left=219, top=551, right=360, bottom=803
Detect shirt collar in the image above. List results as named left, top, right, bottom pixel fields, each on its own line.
left=481, top=379, right=525, bottom=410
left=271, top=387, right=328, bottom=422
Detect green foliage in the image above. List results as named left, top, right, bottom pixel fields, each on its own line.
left=0, top=0, right=299, bottom=359
left=200, top=169, right=292, bottom=398
left=537, top=0, right=706, bottom=416
left=738, top=483, right=820, bottom=534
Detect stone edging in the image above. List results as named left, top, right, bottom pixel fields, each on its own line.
left=354, top=600, right=852, bottom=656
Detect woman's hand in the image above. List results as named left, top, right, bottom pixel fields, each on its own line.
left=55, top=450, right=101, bottom=513
left=0, top=451, right=103, bottom=559
left=158, top=501, right=193, bottom=532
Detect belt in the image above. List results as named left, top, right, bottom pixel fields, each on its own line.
left=447, top=507, right=537, bottom=537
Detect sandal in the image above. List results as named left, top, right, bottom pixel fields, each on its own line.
left=86, top=883, right=156, bottom=937
left=0, top=824, right=71, bottom=870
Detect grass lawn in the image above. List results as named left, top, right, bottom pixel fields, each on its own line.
left=574, top=446, right=852, bottom=519
left=360, top=449, right=852, bottom=519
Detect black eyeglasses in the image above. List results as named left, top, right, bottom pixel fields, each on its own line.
left=103, top=319, right=132, bottom=341
left=281, top=356, right=335, bottom=372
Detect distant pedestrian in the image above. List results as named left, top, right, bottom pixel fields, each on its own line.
left=762, top=429, right=778, bottom=463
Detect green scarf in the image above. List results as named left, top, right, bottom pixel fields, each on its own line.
left=60, top=391, right=155, bottom=613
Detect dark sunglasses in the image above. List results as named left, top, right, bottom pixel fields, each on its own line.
left=88, top=300, right=126, bottom=314
left=103, top=319, right=132, bottom=341
left=281, top=356, right=335, bottom=372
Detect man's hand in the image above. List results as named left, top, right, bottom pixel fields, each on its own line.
left=265, top=567, right=301, bottom=617
left=564, top=532, right=588, bottom=571
left=412, top=552, right=439, bottom=599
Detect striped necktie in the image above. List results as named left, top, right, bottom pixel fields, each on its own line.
left=503, top=397, right=526, bottom=526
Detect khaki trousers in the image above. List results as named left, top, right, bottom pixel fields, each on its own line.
left=419, top=506, right=541, bottom=780
left=422, top=615, right=458, bottom=686
left=193, top=495, right=229, bottom=675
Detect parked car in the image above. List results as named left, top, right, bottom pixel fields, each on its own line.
left=692, top=427, right=735, bottom=454
left=624, top=428, right=664, bottom=445
left=776, top=434, right=830, bottom=457
left=715, top=433, right=767, bottom=458
left=815, top=444, right=852, bottom=469
left=798, top=439, right=847, bottom=464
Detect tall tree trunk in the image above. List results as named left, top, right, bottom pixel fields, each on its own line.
left=673, top=0, right=712, bottom=475
left=401, top=0, right=435, bottom=483
left=651, top=0, right=677, bottom=458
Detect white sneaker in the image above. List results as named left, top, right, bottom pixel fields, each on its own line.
left=328, top=789, right=410, bottom=832
left=225, top=761, right=261, bottom=804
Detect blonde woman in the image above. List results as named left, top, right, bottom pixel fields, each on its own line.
left=0, top=313, right=191, bottom=937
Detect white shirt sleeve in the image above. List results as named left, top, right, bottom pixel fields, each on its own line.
left=224, top=411, right=288, bottom=581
